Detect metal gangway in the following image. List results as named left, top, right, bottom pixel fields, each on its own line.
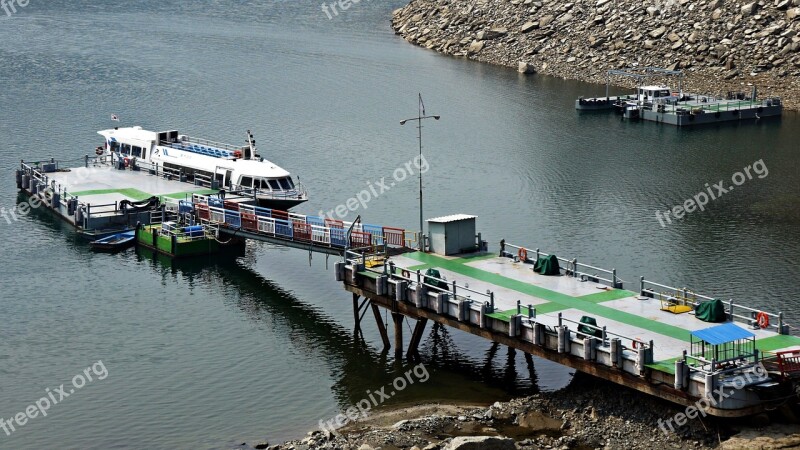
left=186, top=194, right=419, bottom=257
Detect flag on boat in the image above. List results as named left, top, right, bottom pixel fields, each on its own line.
left=419, top=93, right=425, bottom=116
left=111, top=114, right=120, bottom=122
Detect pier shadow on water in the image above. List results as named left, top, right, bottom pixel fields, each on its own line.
left=133, top=245, right=550, bottom=412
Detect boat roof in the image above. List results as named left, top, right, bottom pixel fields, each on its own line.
left=98, top=126, right=159, bottom=142
left=691, top=323, right=755, bottom=345
left=640, top=85, right=671, bottom=91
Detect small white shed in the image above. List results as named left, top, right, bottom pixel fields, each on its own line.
left=427, top=214, right=477, bottom=256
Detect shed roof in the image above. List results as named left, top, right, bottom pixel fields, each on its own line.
left=691, top=323, right=755, bottom=345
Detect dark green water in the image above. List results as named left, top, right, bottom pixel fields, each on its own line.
left=0, top=1, right=798, bottom=448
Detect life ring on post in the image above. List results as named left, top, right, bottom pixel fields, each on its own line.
left=95, top=147, right=103, bottom=156
left=233, top=150, right=242, bottom=159
left=123, top=157, right=130, bottom=168
left=518, top=247, right=528, bottom=262
left=401, top=269, right=410, bottom=278
left=756, top=312, right=770, bottom=329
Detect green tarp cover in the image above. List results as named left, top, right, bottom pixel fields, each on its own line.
left=578, top=315, right=603, bottom=338
left=695, top=299, right=727, bottom=323
left=534, top=254, right=561, bottom=275
left=424, top=268, right=449, bottom=290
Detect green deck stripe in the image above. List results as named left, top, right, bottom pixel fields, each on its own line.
left=161, top=189, right=219, bottom=200
left=71, top=188, right=152, bottom=200
left=578, top=289, right=637, bottom=303
left=70, top=187, right=220, bottom=203
left=755, top=334, right=800, bottom=352
left=405, top=252, right=692, bottom=342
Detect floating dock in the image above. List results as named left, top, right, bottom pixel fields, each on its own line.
left=17, top=155, right=254, bottom=238
left=575, top=67, right=782, bottom=126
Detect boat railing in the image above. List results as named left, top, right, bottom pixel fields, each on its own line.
left=640, top=277, right=787, bottom=334
left=179, top=136, right=244, bottom=153
left=502, top=241, right=623, bottom=289
left=228, top=182, right=308, bottom=201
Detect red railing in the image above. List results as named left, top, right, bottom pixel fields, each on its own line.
left=196, top=204, right=210, bottom=221
left=777, top=350, right=800, bottom=378
left=350, top=231, right=372, bottom=247
left=293, top=222, right=312, bottom=241
left=241, top=212, right=258, bottom=231
left=383, top=227, right=405, bottom=247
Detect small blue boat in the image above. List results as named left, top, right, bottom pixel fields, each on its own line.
left=90, top=230, right=135, bottom=252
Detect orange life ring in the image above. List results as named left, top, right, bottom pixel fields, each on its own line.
left=518, top=247, right=528, bottom=261
left=756, top=312, right=769, bottom=329
left=402, top=269, right=410, bottom=278
left=233, top=150, right=242, bottom=158
left=632, top=338, right=645, bottom=349
left=123, top=157, right=130, bottom=167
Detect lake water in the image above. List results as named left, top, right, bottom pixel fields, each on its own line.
left=0, top=1, right=798, bottom=448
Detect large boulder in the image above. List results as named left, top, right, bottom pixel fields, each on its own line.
left=444, top=436, right=515, bottom=450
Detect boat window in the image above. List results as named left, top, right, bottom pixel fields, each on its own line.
left=259, top=179, right=271, bottom=189
left=132, top=146, right=142, bottom=157
left=240, top=176, right=253, bottom=188
left=278, top=178, right=292, bottom=190
left=108, top=141, right=120, bottom=152
left=268, top=179, right=281, bottom=190
left=121, top=143, right=131, bottom=155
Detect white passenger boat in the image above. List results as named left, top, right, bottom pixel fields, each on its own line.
left=97, top=127, right=308, bottom=209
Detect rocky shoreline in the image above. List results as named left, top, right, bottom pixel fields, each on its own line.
left=391, top=0, right=800, bottom=110
left=245, top=374, right=800, bottom=450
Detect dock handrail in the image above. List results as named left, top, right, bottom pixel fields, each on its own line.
left=640, top=277, right=786, bottom=333
left=502, top=241, right=622, bottom=289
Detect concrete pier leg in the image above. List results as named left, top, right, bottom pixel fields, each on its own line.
left=407, top=318, right=429, bottom=357
left=392, top=313, right=404, bottom=358
left=372, top=304, right=391, bottom=350
left=353, top=293, right=361, bottom=331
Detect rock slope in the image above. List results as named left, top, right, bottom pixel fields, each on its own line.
left=392, top=0, right=800, bottom=110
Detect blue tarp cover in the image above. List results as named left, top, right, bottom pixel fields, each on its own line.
left=690, top=322, right=755, bottom=345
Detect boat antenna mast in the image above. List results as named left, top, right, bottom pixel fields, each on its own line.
left=245, top=130, right=258, bottom=160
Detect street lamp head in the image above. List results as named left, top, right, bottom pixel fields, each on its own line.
left=433, top=116, right=440, bottom=120
left=400, top=120, right=407, bottom=125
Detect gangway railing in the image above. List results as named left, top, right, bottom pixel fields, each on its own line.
left=190, top=196, right=412, bottom=254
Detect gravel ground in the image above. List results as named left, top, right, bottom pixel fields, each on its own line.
left=240, top=373, right=800, bottom=450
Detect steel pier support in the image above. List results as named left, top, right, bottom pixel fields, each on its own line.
left=407, top=318, right=429, bottom=357
left=392, top=312, right=404, bottom=358
left=372, top=304, right=391, bottom=350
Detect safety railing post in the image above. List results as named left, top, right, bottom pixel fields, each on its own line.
left=558, top=312, right=563, bottom=327
left=489, top=291, right=495, bottom=312
left=779, top=312, right=785, bottom=334
left=516, top=300, right=521, bottom=315
left=640, top=276, right=645, bottom=294
left=728, top=299, right=735, bottom=322
left=572, top=258, right=578, bottom=277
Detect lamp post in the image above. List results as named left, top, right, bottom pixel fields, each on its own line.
left=400, top=94, right=439, bottom=251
